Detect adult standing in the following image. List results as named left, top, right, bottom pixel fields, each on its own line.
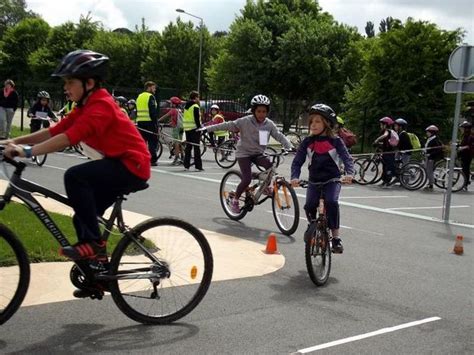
left=182, top=91, right=203, bottom=171
left=136, top=81, right=159, bottom=166
left=458, top=121, right=473, bottom=190
left=0, top=79, right=19, bottom=139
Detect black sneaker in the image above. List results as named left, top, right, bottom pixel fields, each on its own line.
left=73, top=287, right=105, bottom=300
left=331, top=237, right=344, bottom=254
left=304, top=223, right=316, bottom=243
left=60, top=240, right=107, bottom=261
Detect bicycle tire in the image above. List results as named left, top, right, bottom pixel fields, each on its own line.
left=34, top=154, right=47, bottom=167
left=200, top=136, right=207, bottom=156
left=0, top=225, right=30, bottom=325
left=215, top=139, right=237, bottom=169
left=272, top=179, right=299, bottom=235
left=355, top=157, right=379, bottom=185
left=219, top=170, right=248, bottom=220
left=305, top=223, right=331, bottom=286
left=256, top=146, right=280, bottom=172
left=109, top=217, right=213, bottom=325
left=155, top=140, right=163, bottom=160
left=399, top=162, right=427, bottom=191
left=438, top=170, right=466, bottom=192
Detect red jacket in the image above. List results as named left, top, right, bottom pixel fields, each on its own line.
left=49, top=89, right=151, bottom=180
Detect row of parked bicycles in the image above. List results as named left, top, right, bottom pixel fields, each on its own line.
left=352, top=150, right=468, bottom=192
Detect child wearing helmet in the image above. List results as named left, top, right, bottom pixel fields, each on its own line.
left=207, top=104, right=228, bottom=160
left=290, top=104, right=354, bottom=254
left=126, top=99, right=137, bottom=121
left=27, top=91, right=58, bottom=133
left=158, top=96, right=184, bottom=165
left=423, top=125, right=444, bottom=191
left=458, top=121, right=473, bottom=190
left=373, top=116, right=397, bottom=187
left=2, top=50, right=151, bottom=299
left=202, top=94, right=292, bottom=212
left=393, top=118, right=413, bottom=165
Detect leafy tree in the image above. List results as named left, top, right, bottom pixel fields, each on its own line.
left=207, top=0, right=362, bottom=130
left=0, top=0, right=38, bottom=39
left=365, top=21, right=375, bottom=38
left=343, top=19, right=462, bottom=145
left=0, top=17, right=50, bottom=80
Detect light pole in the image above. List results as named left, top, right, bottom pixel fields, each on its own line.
left=176, top=8, right=203, bottom=94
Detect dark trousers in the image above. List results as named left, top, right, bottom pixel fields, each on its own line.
left=30, top=118, right=50, bottom=133
left=64, top=159, right=147, bottom=242
left=184, top=129, right=202, bottom=169
left=304, top=181, right=341, bottom=230
left=382, top=153, right=396, bottom=184
left=137, top=121, right=158, bottom=163
left=460, top=154, right=472, bottom=186
left=236, top=155, right=272, bottom=198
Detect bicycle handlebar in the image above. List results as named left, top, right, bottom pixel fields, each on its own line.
left=298, top=177, right=341, bottom=188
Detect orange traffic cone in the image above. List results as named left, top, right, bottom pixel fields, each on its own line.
left=263, top=233, right=279, bottom=254
left=453, top=235, right=464, bottom=255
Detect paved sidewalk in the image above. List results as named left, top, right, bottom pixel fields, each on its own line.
left=0, top=179, right=285, bottom=306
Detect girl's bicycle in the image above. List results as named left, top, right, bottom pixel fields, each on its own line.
left=299, top=178, right=342, bottom=286
left=0, top=147, right=213, bottom=325
left=219, top=151, right=299, bottom=235
left=432, top=157, right=466, bottom=192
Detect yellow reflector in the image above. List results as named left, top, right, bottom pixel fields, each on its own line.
left=190, top=266, right=198, bottom=279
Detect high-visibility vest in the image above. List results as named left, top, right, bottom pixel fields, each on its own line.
left=183, top=103, right=200, bottom=131
left=213, top=114, right=227, bottom=137
left=65, top=101, right=76, bottom=114
left=136, top=92, right=154, bottom=122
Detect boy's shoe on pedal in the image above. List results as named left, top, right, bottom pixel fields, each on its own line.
left=60, top=240, right=107, bottom=261
left=331, top=237, right=344, bottom=254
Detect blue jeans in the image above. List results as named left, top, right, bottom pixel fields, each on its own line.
left=304, top=181, right=341, bottom=230
left=64, top=159, right=147, bottom=242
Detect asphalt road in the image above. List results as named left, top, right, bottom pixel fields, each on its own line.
left=0, top=150, right=472, bottom=354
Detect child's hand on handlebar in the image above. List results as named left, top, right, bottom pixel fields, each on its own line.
left=3, top=143, right=25, bottom=159
left=341, top=175, right=353, bottom=184
left=290, top=179, right=300, bottom=187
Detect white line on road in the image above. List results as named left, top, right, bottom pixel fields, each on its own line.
left=295, top=316, right=441, bottom=353
left=388, top=205, right=470, bottom=210
left=340, top=195, right=408, bottom=199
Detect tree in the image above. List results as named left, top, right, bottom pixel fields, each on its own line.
left=207, top=0, right=363, bottom=130
left=365, top=21, right=375, bottom=38
left=343, top=19, right=462, bottom=145
left=0, top=0, right=38, bottom=39
left=0, top=17, right=50, bottom=80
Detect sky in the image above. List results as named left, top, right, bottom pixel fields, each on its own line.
left=26, top=0, right=474, bottom=43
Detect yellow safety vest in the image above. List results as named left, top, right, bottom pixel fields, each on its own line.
left=213, top=114, right=227, bottom=137
left=136, top=92, right=155, bottom=122
left=183, top=103, right=200, bottom=131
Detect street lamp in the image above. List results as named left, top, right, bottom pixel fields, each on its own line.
left=176, top=8, right=203, bottom=94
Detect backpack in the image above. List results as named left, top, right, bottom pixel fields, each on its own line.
left=388, top=129, right=399, bottom=147
left=339, top=128, right=357, bottom=147
left=407, top=132, right=421, bottom=150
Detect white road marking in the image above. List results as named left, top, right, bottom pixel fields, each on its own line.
left=295, top=317, right=441, bottom=353
left=388, top=205, right=470, bottom=210
left=340, top=195, right=408, bottom=199
left=43, top=162, right=474, bottom=229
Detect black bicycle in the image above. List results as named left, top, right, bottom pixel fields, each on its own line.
left=299, top=178, right=343, bottom=286
left=0, top=147, right=213, bottom=325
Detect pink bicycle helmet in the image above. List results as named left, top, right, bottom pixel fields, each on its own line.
left=170, top=96, right=183, bottom=105
left=379, top=116, right=394, bottom=125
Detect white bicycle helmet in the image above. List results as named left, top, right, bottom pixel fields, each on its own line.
left=250, top=94, right=271, bottom=108
left=37, top=91, right=50, bottom=99
left=210, top=104, right=220, bottom=110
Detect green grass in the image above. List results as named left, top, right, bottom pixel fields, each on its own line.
left=9, top=125, right=28, bottom=139
left=0, top=202, right=121, bottom=265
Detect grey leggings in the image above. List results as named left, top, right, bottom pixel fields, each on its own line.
left=426, top=159, right=435, bottom=186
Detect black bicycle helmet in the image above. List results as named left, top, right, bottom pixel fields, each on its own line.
left=51, top=50, right=109, bottom=80
left=37, top=91, right=50, bottom=99
left=309, top=103, right=337, bottom=127
left=114, top=96, right=127, bottom=105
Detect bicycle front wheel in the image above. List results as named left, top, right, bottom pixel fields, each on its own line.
left=399, top=162, right=427, bottom=190
left=215, top=139, right=237, bottom=169
left=109, top=217, right=213, bottom=325
left=0, top=225, right=30, bottom=325
left=305, top=225, right=331, bottom=286
left=272, top=180, right=299, bottom=235
left=34, top=154, right=47, bottom=167
left=155, top=140, right=163, bottom=160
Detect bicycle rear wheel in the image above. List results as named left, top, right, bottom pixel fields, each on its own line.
left=272, top=179, right=299, bottom=235
left=437, top=170, right=466, bottom=192
left=0, top=225, right=30, bottom=325
left=215, top=139, right=237, bottom=169
left=355, top=157, right=379, bottom=185
left=219, top=170, right=248, bottom=220
left=109, top=217, right=213, bottom=325
left=399, top=162, right=427, bottom=190
left=305, top=223, right=331, bottom=286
